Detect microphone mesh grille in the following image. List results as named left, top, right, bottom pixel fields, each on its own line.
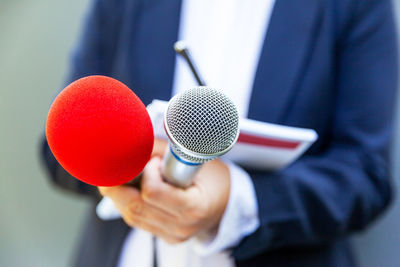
left=166, top=87, right=239, bottom=157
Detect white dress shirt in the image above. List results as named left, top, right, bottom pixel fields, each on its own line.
left=98, top=0, right=276, bottom=266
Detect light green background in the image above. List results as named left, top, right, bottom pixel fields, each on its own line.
left=0, top=1, right=91, bottom=266
left=0, top=1, right=399, bottom=267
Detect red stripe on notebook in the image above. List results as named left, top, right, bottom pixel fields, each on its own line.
left=237, top=133, right=300, bottom=149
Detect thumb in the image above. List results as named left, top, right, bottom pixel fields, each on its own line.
left=141, top=157, right=196, bottom=214
left=99, top=185, right=141, bottom=208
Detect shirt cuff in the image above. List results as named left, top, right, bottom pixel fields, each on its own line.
left=96, top=196, right=122, bottom=220
left=191, top=161, right=260, bottom=255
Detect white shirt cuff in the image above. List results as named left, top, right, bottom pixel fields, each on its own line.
left=96, top=196, right=121, bottom=220
left=192, top=161, right=260, bottom=255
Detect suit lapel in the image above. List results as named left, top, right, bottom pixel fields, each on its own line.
left=131, top=0, right=182, bottom=105
left=248, top=0, right=321, bottom=124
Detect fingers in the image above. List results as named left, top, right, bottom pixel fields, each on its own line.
left=140, top=157, right=204, bottom=217
left=99, top=185, right=191, bottom=243
left=98, top=185, right=140, bottom=208
left=121, top=211, right=189, bottom=244
left=151, top=138, right=168, bottom=157
left=121, top=203, right=195, bottom=244
left=99, top=184, right=177, bottom=231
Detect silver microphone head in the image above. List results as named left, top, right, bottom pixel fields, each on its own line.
left=164, top=86, right=240, bottom=164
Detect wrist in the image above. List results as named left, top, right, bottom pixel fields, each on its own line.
left=199, top=159, right=231, bottom=234
left=192, top=161, right=260, bottom=255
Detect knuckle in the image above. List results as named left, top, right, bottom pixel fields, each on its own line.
left=186, top=205, right=209, bottom=223
left=164, top=236, right=187, bottom=245
left=123, top=207, right=144, bottom=228
left=123, top=214, right=137, bottom=227
left=176, top=226, right=195, bottom=240
left=177, top=235, right=190, bottom=243
left=128, top=201, right=144, bottom=216
left=141, top=183, right=159, bottom=201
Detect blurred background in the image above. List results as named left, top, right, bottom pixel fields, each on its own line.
left=0, top=0, right=399, bottom=266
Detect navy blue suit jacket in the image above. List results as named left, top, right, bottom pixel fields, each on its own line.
left=41, top=0, right=398, bottom=266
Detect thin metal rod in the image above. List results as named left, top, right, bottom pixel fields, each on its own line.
left=174, top=41, right=206, bottom=86
left=153, top=236, right=157, bottom=267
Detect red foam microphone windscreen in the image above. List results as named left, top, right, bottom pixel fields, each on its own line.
left=46, top=75, right=154, bottom=186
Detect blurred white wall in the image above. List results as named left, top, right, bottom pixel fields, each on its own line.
left=0, top=1, right=399, bottom=267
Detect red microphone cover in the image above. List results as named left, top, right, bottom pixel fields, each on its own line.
left=46, top=75, right=154, bottom=186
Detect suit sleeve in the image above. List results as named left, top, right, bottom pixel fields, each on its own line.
left=233, top=0, right=398, bottom=259
left=40, top=0, right=123, bottom=198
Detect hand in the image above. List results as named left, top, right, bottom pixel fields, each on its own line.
left=125, top=138, right=167, bottom=188
left=98, top=156, right=230, bottom=244
left=151, top=138, right=168, bottom=158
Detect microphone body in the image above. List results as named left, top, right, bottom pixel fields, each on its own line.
left=162, top=148, right=201, bottom=187
left=161, top=87, right=239, bottom=188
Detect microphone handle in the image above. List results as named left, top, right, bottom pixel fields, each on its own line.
left=161, top=147, right=202, bottom=188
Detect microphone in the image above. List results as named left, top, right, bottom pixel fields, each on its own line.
left=174, top=41, right=206, bottom=86
left=162, top=86, right=240, bottom=188
left=46, top=75, right=154, bottom=187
